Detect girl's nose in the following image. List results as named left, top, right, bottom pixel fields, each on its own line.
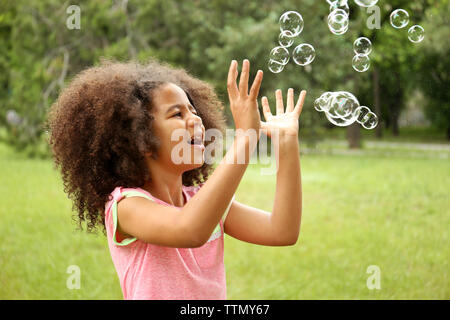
left=187, top=115, right=204, bottom=135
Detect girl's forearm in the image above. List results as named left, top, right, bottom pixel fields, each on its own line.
left=182, top=134, right=256, bottom=244
left=270, top=133, right=302, bottom=243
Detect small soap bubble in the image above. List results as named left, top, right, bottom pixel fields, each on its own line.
left=329, top=0, right=349, bottom=16
left=268, top=59, right=284, bottom=73
left=6, top=109, right=22, bottom=126
left=361, top=112, right=378, bottom=129
left=278, top=30, right=295, bottom=48
left=314, top=96, right=328, bottom=112
left=354, top=106, right=371, bottom=124
left=328, top=9, right=349, bottom=35
left=292, top=43, right=316, bottom=66
left=352, top=54, right=370, bottom=72
left=279, top=11, right=304, bottom=38
left=408, top=25, right=425, bottom=43
left=353, top=37, right=372, bottom=55
left=269, top=46, right=290, bottom=65
left=390, top=9, right=409, bottom=29
left=354, top=0, right=378, bottom=7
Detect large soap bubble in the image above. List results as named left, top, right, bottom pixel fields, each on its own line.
left=325, top=108, right=357, bottom=127
left=328, top=91, right=360, bottom=118
left=268, top=59, right=284, bottom=73
left=354, top=0, right=378, bottom=7
left=390, top=9, right=409, bottom=29
left=278, top=30, right=295, bottom=48
left=353, top=37, right=372, bottom=55
left=292, top=43, right=316, bottom=66
left=328, top=9, right=349, bottom=35
left=279, top=11, right=304, bottom=38
left=352, top=54, right=370, bottom=72
left=269, top=46, right=290, bottom=65
left=408, top=25, right=425, bottom=43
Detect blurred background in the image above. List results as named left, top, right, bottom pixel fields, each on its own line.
left=0, top=0, right=448, bottom=299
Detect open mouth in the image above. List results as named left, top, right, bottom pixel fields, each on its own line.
left=189, top=137, right=203, bottom=145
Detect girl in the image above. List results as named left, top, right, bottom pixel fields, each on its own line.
left=47, top=58, right=306, bottom=300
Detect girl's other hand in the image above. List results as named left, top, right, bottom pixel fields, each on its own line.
left=260, top=89, right=307, bottom=138
left=227, top=59, right=263, bottom=134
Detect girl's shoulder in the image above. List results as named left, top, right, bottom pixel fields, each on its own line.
left=105, top=186, right=156, bottom=213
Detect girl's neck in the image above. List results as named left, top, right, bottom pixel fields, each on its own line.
left=142, top=174, right=185, bottom=207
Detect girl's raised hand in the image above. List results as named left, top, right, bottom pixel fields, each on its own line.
left=227, top=59, right=264, bottom=134
left=260, top=88, right=307, bottom=138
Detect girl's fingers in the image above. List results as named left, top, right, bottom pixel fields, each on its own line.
left=286, top=88, right=295, bottom=113
left=227, top=60, right=239, bottom=101
left=275, top=89, right=284, bottom=115
left=238, top=59, right=250, bottom=97
left=293, top=90, right=307, bottom=117
left=261, top=96, right=272, bottom=121
left=249, top=70, right=263, bottom=101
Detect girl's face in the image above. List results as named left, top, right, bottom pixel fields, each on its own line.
left=149, top=82, right=206, bottom=172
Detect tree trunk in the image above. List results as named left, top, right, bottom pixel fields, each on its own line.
left=391, top=110, right=400, bottom=136
left=373, top=67, right=382, bottom=138
left=347, top=122, right=361, bottom=149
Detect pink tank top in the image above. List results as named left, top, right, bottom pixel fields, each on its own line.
left=104, top=184, right=233, bottom=300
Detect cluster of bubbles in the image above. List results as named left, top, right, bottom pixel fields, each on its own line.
left=268, top=11, right=316, bottom=73
left=352, top=37, right=372, bottom=72
left=327, top=2, right=349, bottom=35
left=327, top=1, right=378, bottom=35
left=314, top=91, right=378, bottom=129
left=390, top=9, right=425, bottom=43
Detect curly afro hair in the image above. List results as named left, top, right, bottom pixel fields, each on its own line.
left=46, top=59, right=227, bottom=234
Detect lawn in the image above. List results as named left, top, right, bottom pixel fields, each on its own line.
left=0, top=141, right=448, bottom=299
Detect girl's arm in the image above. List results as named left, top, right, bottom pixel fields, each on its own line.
left=223, top=89, right=305, bottom=246
left=117, top=60, right=264, bottom=248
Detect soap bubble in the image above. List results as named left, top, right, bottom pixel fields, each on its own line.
left=279, top=11, right=304, bottom=38
left=390, top=9, right=409, bottom=29
left=325, top=109, right=357, bottom=127
left=354, top=106, right=371, bottom=124
left=314, top=94, right=330, bottom=112
left=292, top=43, right=316, bottom=66
left=314, top=91, right=377, bottom=129
left=328, top=91, right=359, bottom=118
left=329, top=0, right=349, bottom=16
left=408, top=25, right=425, bottom=43
left=278, top=30, right=295, bottom=48
left=328, top=9, right=349, bottom=35
left=6, top=109, right=22, bottom=126
left=354, top=0, right=378, bottom=7
left=352, top=54, right=370, bottom=72
left=353, top=37, right=372, bottom=55
left=361, top=111, right=378, bottom=129
left=268, top=59, right=284, bottom=73
left=269, top=46, right=290, bottom=65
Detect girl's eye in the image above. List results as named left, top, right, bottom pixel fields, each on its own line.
left=173, top=112, right=182, bottom=118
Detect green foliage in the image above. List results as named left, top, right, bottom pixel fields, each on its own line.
left=0, top=0, right=449, bottom=157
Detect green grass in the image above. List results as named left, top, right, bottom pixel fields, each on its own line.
left=0, top=141, right=448, bottom=299
left=320, top=126, right=449, bottom=144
